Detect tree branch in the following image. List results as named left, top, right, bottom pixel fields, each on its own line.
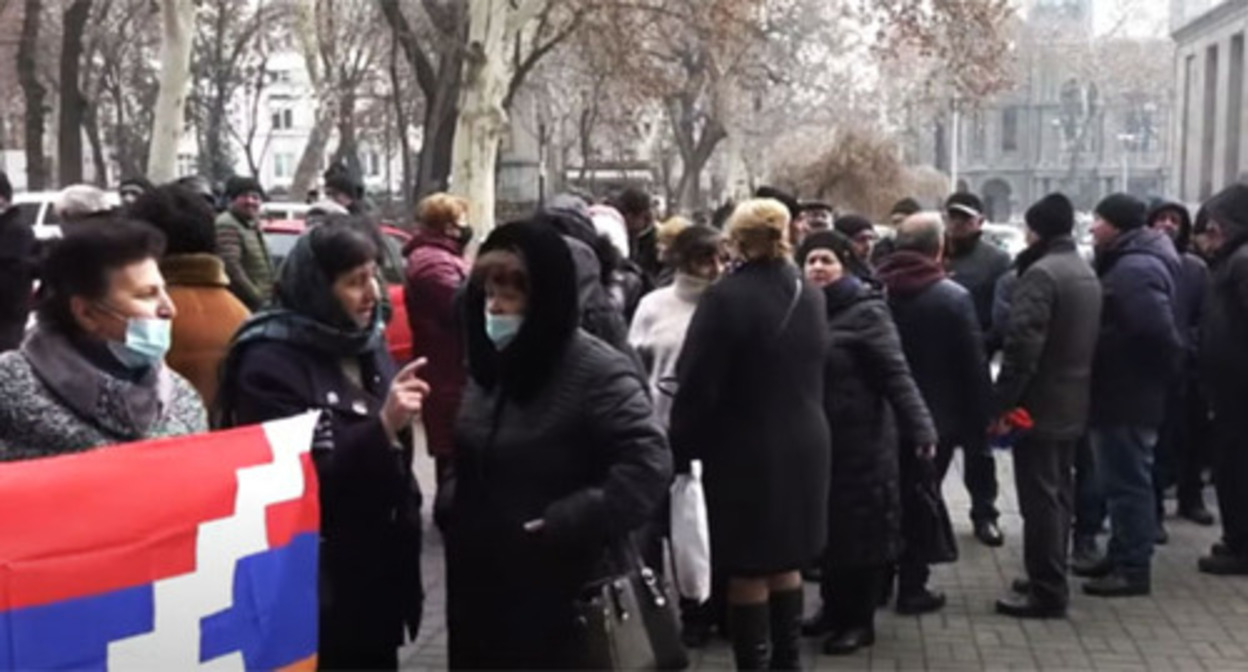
left=379, top=0, right=437, bottom=95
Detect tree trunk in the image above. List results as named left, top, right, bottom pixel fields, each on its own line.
left=329, top=88, right=362, bottom=180
left=147, top=0, right=195, bottom=182
left=450, top=0, right=513, bottom=233
left=17, top=0, right=49, bottom=190
left=389, top=39, right=414, bottom=211
left=57, top=0, right=92, bottom=186
left=291, top=104, right=334, bottom=198
left=414, top=54, right=461, bottom=198
left=83, top=103, right=108, bottom=186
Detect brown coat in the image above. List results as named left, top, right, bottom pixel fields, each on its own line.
left=161, top=254, right=251, bottom=409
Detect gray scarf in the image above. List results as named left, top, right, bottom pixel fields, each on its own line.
left=22, top=326, right=174, bottom=440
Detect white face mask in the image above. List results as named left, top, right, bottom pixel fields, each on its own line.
left=484, top=312, right=524, bottom=350
left=106, top=315, right=172, bottom=369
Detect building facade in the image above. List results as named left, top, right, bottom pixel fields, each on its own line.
left=908, top=0, right=1172, bottom=221
left=1172, top=0, right=1248, bottom=203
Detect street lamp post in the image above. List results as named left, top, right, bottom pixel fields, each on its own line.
left=1117, top=133, right=1137, bottom=194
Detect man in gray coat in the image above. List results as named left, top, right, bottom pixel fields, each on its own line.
left=991, top=194, right=1102, bottom=618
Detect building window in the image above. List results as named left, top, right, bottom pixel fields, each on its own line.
left=176, top=153, right=196, bottom=177
left=366, top=151, right=382, bottom=177
left=274, top=153, right=295, bottom=179
left=1002, top=107, right=1019, bottom=152
left=271, top=108, right=293, bottom=131
left=970, top=111, right=986, bottom=161
left=270, top=69, right=292, bottom=84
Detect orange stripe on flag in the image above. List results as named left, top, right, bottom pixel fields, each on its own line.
left=277, top=653, right=318, bottom=672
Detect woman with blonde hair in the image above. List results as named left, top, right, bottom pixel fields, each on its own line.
left=670, top=198, right=831, bottom=669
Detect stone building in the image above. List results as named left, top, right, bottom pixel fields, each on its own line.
left=907, top=0, right=1172, bottom=220
left=1172, top=0, right=1248, bottom=203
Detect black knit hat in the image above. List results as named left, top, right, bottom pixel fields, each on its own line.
left=1094, top=193, right=1147, bottom=231
left=224, top=175, right=265, bottom=201
left=1025, top=193, right=1075, bottom=239
left=0, top=170, right=10, bottom=202
left=834, top=214, right=874, bottom=238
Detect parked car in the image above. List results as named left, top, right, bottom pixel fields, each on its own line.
left=12, top=190, right=122, bottom=240
left=982, top=222, right=1027, bottom=260
left=261, top=220, right=414, bottom=364
left=260, top=202, right=314, bottom=222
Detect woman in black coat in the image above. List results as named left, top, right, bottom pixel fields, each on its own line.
left=670, top=198, right=831, bottom=670
left=443, top=219, right=672, bottom=670
left=219, top=222, right=426, bottom=670
left=796, top=231, right=937, bottom=655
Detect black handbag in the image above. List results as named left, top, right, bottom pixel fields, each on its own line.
left=570, top=544, right=689, bottom=670
left=908, top=456, right=959, bottom=565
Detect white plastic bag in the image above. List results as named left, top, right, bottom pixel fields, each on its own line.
left=669, top=460, right=711, bottom=603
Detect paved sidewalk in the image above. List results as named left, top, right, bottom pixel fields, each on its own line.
left=401, top=452, right=1248, bottom=671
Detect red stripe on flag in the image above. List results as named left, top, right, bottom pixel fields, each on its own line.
left=265, top=452, right=321, bottom=549
left=0, top=422, right=318, bottom=611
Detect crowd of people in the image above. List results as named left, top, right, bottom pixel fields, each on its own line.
left=0, top=163, right=1247, bottom=671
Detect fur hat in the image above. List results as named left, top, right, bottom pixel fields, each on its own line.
left=224, top=175, right=265, bottom=201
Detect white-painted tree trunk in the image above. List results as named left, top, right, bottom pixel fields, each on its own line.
left=449, top=0, right=544, bottom=235
left=146, top=0, right=195, bottom=182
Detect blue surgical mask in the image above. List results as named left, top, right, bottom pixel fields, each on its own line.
left=107, top=316, right=173, bottom=369
left=484, top=313, right=524, bottom=350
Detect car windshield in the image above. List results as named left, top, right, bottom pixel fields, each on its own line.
left=262, top=232, right=299, bottom=270
left=263, top=230, right=406, bottom=285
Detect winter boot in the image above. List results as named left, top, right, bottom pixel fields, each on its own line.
left=729, top=603, right=771, bottom=671
left=769, top=589, right=804, bottom=670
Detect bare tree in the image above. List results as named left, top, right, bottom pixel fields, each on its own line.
left=147, top=0, right=195, bottom=181
left=18, top=0, right=50, bottom=189
left=56, top=0, right=92, bottom=185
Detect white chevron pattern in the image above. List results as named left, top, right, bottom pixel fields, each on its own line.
left=105, top=412, right=319, bottom=670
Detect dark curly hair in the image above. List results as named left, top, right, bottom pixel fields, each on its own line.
left=128, top=184, right=217, bottom=255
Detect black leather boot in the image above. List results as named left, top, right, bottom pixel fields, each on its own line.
left=729, top=603, right=771, bottom=671
left=769, top=589, right=804, bottom=670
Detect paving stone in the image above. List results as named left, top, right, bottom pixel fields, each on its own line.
left=400, top=451, right=1248, bottom=670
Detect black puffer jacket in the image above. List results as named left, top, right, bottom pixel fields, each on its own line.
left=822, top=278, right=935, bottom=568
left=446, top=221, right=671, bottom=670
left=878, top=251, right=992, bottom=446
left=1149, top=200, right=1208, bottom=356
left=1196, top=185, right=1248, bottom=414
left=0, top=207, right=35, bottom=351
left=946, top=232, right=1012, bottom=335
left=670, top=258, right=830, bottom=575
left=1091, top=227, right=1183, bottom=427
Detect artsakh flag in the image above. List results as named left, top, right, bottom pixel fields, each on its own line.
left=0, top=412, right=322, bottom=671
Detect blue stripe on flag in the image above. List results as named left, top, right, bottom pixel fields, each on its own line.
left=200, top=532, right=319, bottom=668
left=0, top=584, right=154, bottom=670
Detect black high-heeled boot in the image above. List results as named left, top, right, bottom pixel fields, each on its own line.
left=729, top=603, right=771, bottom=670
left=768, top=589, right=804, bottom=670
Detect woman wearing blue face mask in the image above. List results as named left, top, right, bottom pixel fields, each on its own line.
left=0, top=219, right=207, bottom=460
left=218, top=221, right=426, bottom=670
left=443, top=219, right=673, bottom=670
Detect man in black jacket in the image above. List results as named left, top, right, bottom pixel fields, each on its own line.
left=0, top=171, right=35, bottom=352
left=1192, top=185, right=1248, bottom=576
left=990, top=194, right=1103, bottom=618
left=944, top=192, right=1011, bottom=546
left=1080, top=194, right=1182, bottom=597
left=878, top=212, right=992, bottom=615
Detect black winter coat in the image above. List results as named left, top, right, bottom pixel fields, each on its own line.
left=225, top=339, right=424, bottom=653
left=947, top=234, right=1012, bottom=335
left=0, top=207, right=35, bottom=351
left=993, top=238, right=1103, bottom=439
left=879, top=254, right=993, bottom=446
left=1201, top=237, right=1248, bottom=415
left=1091, top=228, right=1183, bottom=427
left=822, top=280, right=936, bottom=568
left=445, top=332, right=672, bottom=670
left=670, top=258, right=831, bottom=575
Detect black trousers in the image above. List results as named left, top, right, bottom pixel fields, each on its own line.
left=1013, top=436, right=1076, bottom=607
left=1155, top=381, right=1211, bottom=514
left=1213, top=413, right=1248, bottom=556
left=821, top=565, right=887, bottom=633
left=934, top=439, right=1000, bottom=524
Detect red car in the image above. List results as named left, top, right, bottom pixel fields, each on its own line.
left=261, top=221, right=414, bottom=364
